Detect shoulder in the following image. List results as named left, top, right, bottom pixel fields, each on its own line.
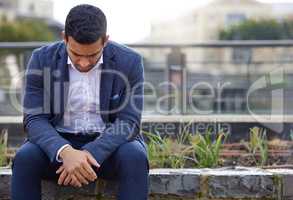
left=31, top=41, right=65, bottom=61
left=105, top=41, right=142, bottom=61
left=105, top=41, right=143, bottom=77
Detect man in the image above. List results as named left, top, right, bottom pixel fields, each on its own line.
left=11, top=4, right=149, bottom=200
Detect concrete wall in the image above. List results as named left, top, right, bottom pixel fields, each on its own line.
left=1, top=167, right=293, bottom=200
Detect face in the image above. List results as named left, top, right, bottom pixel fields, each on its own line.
left=63, top=33, right=108, bottom=72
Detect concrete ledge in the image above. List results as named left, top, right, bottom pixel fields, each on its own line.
left=1, top=167, right=293, bottom=200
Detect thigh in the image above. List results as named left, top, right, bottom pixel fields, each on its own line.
left=13, top=141, right=61, bottom=180
left=96, top=140, right=149, bottom=180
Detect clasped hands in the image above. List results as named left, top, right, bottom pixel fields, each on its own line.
left=56, top=146, right=100, bottom=187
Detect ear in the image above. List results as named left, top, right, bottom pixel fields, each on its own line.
left=61, top=31, right=67, bottom=44
left=103, top=35, right=110, bottom=47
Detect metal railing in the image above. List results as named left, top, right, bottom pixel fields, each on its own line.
left=0, top=41, right=293, bottom=116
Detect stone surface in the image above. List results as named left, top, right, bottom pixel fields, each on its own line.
left=202, top=167, right=276, bottom=199
left=149, top=169, right=200, bottom=198
left=2, top=167, right=293, bottom=200
left=267, top=169, right=293, bottom=200
left=41, top=178, right=118, bottom=200
left=0, top=168, right=10, bottom=200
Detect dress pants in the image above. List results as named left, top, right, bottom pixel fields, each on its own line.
left=11, top=133, right=149, bottom=200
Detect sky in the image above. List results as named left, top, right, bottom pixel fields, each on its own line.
left=52, top=0, right=293, bottom=43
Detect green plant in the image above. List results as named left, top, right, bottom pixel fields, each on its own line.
left=143, top=130, right=194, bottom=168
left=0, top=129, right=7, bottom=167
left=219, top=19, right=284, bottom=40
left=143, top=131, right=165, bottom=168
left=143, top=122, right=228, bottom=169
left=219, top=18, right=293, bottom=41
left=0, top=142, right=5, bottom=166
left=190, top=129, right=227, bottom=168
left=243, top=127, right=268, bottom=167
left=0, top=19, right=55, bottom=42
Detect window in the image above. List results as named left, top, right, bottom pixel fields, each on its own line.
left=232, top=48, right=252, bottom=64
left=29, top=3, right=35, bottom=13
left=225, top=13, right=246, bottom=27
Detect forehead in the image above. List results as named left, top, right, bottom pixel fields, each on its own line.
left=67, top=36, right=103, bottom=55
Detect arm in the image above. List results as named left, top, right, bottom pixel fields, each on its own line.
left=23, top=50, right=70, bottom=163
left=82, top=54, right=144, bottom=164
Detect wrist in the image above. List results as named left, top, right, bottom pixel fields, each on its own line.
left=59, top=145, right=73, bottom=159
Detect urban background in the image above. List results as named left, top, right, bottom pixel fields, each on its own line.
left=0, top=0, right=293, bottom=117
left=1, top=0, right=293, bottom=166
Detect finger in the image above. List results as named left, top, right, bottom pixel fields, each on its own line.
left=81, top=163, right=96, bottom=181
left=64, top=173, right=72, bottom=186
left=58, top=170, right=67, bottom=185
left=78, top=165, right=92, bottom=182
left=74, top=170, right=89, bottom=185
left=56, top=165, right=64, bottom=174
left=83, top=162, right=97, bottom=180
left=69, top=174, right=78, bottom=187
left=86, top=154, right=100, bottom=168
left=70, top=174, right=82, bottom=187
left=69, top=175, right=77, bottom=187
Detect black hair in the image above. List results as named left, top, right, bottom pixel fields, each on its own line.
left=65, top=4, right=107, bottom=44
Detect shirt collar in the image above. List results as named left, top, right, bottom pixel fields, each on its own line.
left=67, top=54, right=103, bottom=72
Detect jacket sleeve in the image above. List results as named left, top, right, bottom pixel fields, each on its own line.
left=82, top=54, right=144, bottom=164
left=23, top=50, right=70, bottom=163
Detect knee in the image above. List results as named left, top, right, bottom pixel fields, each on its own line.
left=116, top=141, right=149, bottom=171
left=13, top=142, right=48, bottom=170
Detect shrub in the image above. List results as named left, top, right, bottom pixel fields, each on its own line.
left=190, top=129, right=227, bottom=168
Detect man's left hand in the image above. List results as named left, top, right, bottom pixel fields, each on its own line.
left=56, top=150, right=100, bottom=187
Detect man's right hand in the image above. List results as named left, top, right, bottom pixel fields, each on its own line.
left=56, top=146, right=100, bottom=187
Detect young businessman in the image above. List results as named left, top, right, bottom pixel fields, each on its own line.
left=11, top=4, right=149, bottom=200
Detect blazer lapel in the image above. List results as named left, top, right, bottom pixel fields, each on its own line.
left=56, top=42, right=69, bottom=116
left=100, top=46, right=115, bottom=123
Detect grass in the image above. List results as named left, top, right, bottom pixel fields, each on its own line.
left=242, top=127, right=268, bottom=167
left=0, top=142, right=5, bottom=166
left=143, top=124, right=227, bottom=168
left=143, top=130, right=194, bottom=168
left=0, top=129, right=7, bottom=167
left=190, top=129, right=227, bottom=168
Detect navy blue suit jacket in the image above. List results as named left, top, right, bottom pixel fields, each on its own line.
left=23, top=41, right=145, bottom=164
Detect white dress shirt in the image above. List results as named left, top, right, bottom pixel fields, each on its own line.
left=55, top=55, right=106, bottom=161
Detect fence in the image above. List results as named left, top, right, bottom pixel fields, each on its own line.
left=0, top=41, right=293, bottom=116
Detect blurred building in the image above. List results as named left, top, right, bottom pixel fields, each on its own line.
left=144, top=0, right=293, bottom=73
left=138, top=0, right=293, bottom=115
left=271, top=3, right=293, bottom=21
left=0, top=0, right=62, bottom=116
left=0, top=0, right=62, bottom=38
left=144, top=0, right=275, bottom=73
left=0, top=0, right=53, bottom=20
left=148, top=0, right=272, bottom=43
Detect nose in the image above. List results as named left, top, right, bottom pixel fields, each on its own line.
left=77, top=57, right=91, bottom=68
